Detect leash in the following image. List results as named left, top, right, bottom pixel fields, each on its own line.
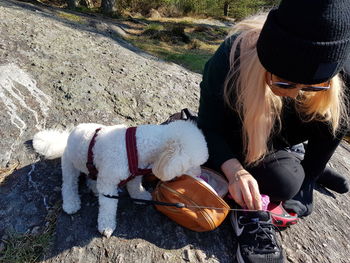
left=104, top=194, right=186, bottom=208
left=103, top=194, right=261, bottom=212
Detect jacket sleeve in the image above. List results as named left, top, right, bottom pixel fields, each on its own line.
left=301, top=60, right=350, bottom=179
left=341, top=58, right=350, bottom=114
left=341, top=58, right=350, bottom=87
left=301, top=121, right=347, bottom=179
left=197, top=35, right=241, bottom=171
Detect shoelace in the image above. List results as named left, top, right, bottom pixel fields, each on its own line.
left=239, top=219, right=282, bottom=253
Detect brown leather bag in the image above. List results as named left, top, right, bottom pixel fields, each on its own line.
left=152, top=167, right=230, bottom=232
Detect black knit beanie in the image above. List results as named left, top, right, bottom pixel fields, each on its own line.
left=257, top=0, right=350, bottom=84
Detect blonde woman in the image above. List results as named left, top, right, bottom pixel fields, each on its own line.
left=197, top=0, right=350, bottom=262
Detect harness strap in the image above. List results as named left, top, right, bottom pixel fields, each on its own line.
left=86, top=128, right=101, bottom=180
left=119, top=127, right=152, bottom=186
left=85, top=126, right=152, bottom=187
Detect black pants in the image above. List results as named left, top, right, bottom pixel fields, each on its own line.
left=247, top=150, right=305, bottom=202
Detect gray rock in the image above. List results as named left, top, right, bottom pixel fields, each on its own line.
left=0, top=1, right=349, bottom=263
left=0, top=242, right=5, bottom=253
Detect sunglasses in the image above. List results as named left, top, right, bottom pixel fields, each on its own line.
left=268, top=73, right=330, bottom=92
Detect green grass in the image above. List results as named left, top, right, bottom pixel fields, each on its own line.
left=0, top=232, right=52, bottom=263
left=57, top=11, right=87, bottom=24
left=0, top=202, right=60, bottom=263
left=144, top=23, right=165, bottom=31
left=162, top=50, right=211, bottom=73
left=190, top=27, right=228, bottom=45
left=130, top=37, right=212, bottom=73
left=125, top=18, right=225, bottom=73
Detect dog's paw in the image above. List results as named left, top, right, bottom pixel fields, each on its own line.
left=100, top=228, right=114, bottom=238
left=98, top=216, right=116, bottom=238
left=62, top=201, right=81, bottom=214
left=98, top=222, right=115, bottom=238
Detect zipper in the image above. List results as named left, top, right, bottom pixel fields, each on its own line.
left=159, top=183, right=218, bottom=230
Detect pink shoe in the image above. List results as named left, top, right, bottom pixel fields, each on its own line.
left=268, top=202, right=298, bottom=228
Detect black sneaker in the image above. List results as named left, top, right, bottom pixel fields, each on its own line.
left=231, top=210, right=284, bottom=263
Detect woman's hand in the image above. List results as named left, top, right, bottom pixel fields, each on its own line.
left=221, top=158, right=262, bottom=210
left=228, top=169, right=262, bottom=210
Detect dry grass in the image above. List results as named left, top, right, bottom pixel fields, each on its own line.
left=146, top=15, right=223, bottom=25
left=0, top=202, right=61, bottom=263
left=0, top=161, right=19, bottom=185
left=57, top=11, right=87, bottom=24
left=119, top=17, right=229, bottom=73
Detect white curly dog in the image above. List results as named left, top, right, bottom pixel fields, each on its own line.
left=32, top=120, right=208, bottom=237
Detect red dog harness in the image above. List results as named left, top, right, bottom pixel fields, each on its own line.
left=86, top=127, right=152, bottom=187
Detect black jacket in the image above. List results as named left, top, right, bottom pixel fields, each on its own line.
left=197, top=34, right=350, bottom=178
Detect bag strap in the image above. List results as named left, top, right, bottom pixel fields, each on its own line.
left=103, top=194, right=185, bottom=208
left=161, top=108, right=198, bottom=125
left=181, top=108, right=198, bottom=121
left=103, top=194, right=260, bottom=212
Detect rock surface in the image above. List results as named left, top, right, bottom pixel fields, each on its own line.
left=0, top=1, right=349, bottom=262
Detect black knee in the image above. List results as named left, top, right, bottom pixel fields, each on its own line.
left=248, top=151, right=305, bottom=202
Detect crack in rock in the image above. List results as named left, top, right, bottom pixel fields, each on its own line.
left=27, top=160, right=49, bottom=210
left=0, top=63, right=51, bottom=163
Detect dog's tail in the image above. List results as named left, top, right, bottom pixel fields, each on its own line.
left=32, top=129, right=70, bottom=159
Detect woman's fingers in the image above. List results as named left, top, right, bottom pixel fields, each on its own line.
left=240, top=180, right=254, bottom=210
left=229, top=183, right=245, bottom=208
left=229, top=172, right=262, bottom=210
left=249, top=180, right=262, bottom=210
left=229, top=180, right=254, bottom=209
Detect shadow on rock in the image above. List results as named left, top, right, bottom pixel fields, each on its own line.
left=0, top=158, right=62, bottom=237
left=49, top=175, right=236, bottom=262
left=1, top=139, right=236, bottom=262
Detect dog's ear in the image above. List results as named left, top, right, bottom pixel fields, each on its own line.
left=152, top=139, right=190, bottom=181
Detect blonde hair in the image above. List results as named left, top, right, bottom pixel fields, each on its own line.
left=223, top=13, right=349, bottom=165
